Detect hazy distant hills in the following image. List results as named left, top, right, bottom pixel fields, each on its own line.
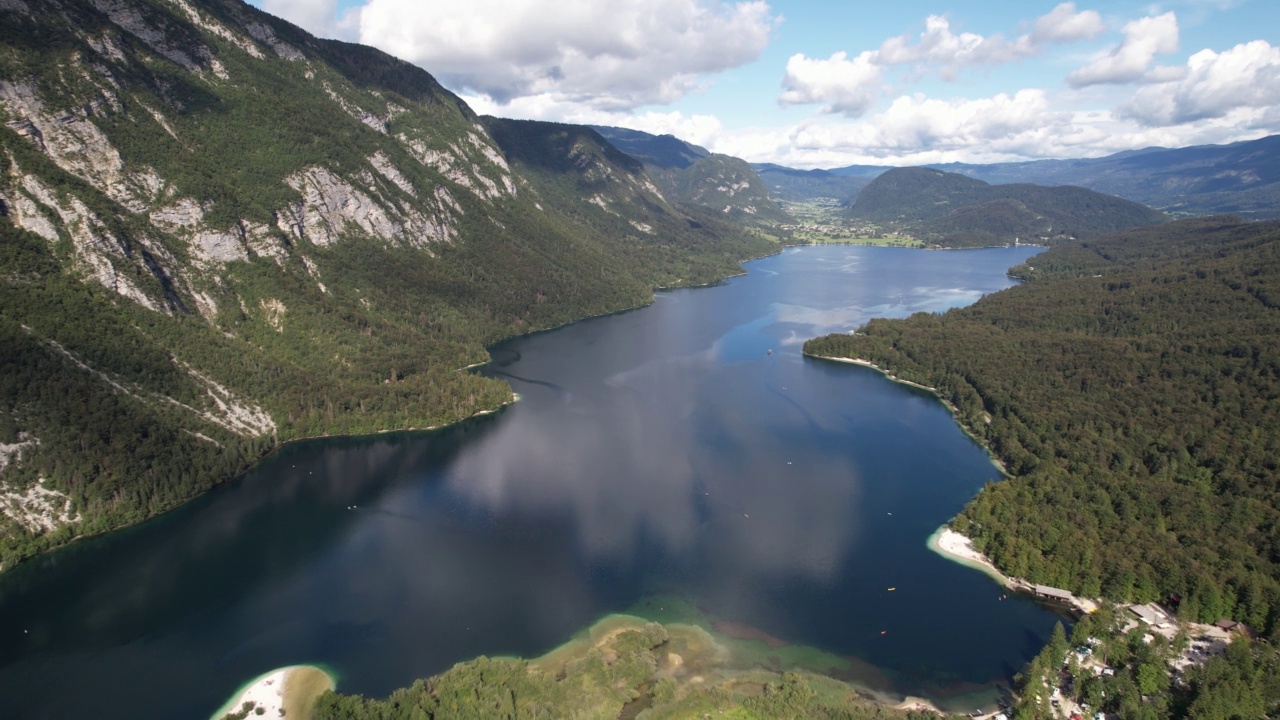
left=593, top=126, right=790, bottom=224
left=847, top=167, right=1167, bottom=247
left=933, top=135, right=1280, bottom=220
left=741, top=136, right=1280, bottom=221
left=750, top=163, right=876, bottom=203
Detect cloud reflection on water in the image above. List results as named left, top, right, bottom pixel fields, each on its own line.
left=446, top=348, right=865, bottom=603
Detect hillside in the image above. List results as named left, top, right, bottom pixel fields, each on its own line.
left=588, top=125, right=709, bottom=170
left=0, top=0, right=774, bottom=568
left=592, top=125, right=790, bottom=225
left=932, top=135, right=1280, bottom=220
left=805, top=217, right=1280, bottom=634
left=847, top=167, right=1167, bottom=246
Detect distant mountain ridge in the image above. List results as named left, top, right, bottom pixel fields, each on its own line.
left=749, top=163, right=874, bottom=203
left=931, top=135, right=1280, bottom=220
left=588, top=126, right=710, bottom=169
left=592, top=125, right=790, bottom=224
left=847, top=167, right=1167, bottom=247
left=735, top=136, right=1280, bottom=220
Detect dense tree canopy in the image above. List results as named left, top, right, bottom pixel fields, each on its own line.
left=806, top=217, right=1280, bottom=634
left=846, top=167, right=1167, bottom=247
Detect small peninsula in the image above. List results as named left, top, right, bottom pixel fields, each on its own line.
left=213, top=666, right=335, bottom=720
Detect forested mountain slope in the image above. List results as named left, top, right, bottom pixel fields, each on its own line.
left=589, top=126, right=710, bottom=170
left=805, top=217, right=1280, bottom=634
left=846, top=167, right=1167, bottom=247
left=0, top=0, right=773, bottom=569
left=592, top=125, right=790, bottom=225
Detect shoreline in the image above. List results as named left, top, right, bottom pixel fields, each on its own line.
left=927, top=526, right=1013, bottom=588
left=808, top=355, right=1009, bottom=476
left=929, top=525, right=1099, bottom=616
left=2, top=246, right=790, bottom=575
left=210, top=665, right=335, bottom=720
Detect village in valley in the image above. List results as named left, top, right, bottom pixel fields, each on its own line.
left=776, top=199, right=923, bottom=246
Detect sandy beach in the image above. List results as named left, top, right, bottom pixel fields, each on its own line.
left=929, top=526, right=1099, bottom=615
left=211, top=665, right=334, bottom=720
left=894, top=695, right=945, bottom=714
left=928, top=526, right=1012, bottom=587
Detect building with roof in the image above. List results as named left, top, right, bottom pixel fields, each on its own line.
left=1129, top=603, right=1169, bottom=626
left=1032, top=584, right=1074, bottom=601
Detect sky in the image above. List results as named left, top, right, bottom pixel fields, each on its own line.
left=248, top=0, right=1280, bottom=168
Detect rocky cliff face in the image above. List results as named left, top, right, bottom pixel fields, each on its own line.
left=0, top=0, right=772, bottom=566
left=0, top=0, right=519, bottom=307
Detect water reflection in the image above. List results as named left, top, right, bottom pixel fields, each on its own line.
left=0, top=246, right=1060, bottom=720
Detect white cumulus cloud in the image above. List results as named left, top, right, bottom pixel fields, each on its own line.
left=260, top=0, right=357, bottom=40
left=1123, top=40, right=1280, bottom=125
left=779, top=51, right=882, bottom=116
left=798, top=89, right=1059, bottom=157
left=1031, top=2, right=1106, bottom=44
left=350, top=0, right=777, bottom=111
left=463, top=91, right=727, bottom=147
left=1068, top=12, right=1179, bottom=86
left=875, top=14, right=1030, bottom=71
left=713, top=94, right=1279, bottom=168
left=781, top=6, right=1109, bottom=116
left=720, top=89, right=1070, bottom=165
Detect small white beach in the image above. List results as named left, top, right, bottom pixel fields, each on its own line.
left=211, top=665, right=334, bottom=720
left=927, top=526, right=1012, bottom=587
left=928, top=526, right=1099, bottom=615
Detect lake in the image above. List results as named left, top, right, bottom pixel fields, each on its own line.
left=0, top=245, right=1058, bottom=719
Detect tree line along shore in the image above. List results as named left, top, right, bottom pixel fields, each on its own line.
left=806, top=216, right=1280, bottom=719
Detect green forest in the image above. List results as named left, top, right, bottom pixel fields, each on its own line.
left=806, top=217, right=1280, bottom=635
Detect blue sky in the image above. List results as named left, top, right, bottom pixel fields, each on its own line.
left=251, top=0, right=1280, bottom=167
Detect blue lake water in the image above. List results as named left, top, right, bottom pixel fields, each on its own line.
left=0, top=245, right=1060, bottom=719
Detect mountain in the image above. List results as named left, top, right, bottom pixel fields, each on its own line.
left=587, top=126, right=709, bottom=170
left=667, top=153, right=791, bottom=223
left=750, top=163, right=877, bottom=203
left=0, top=0, right=774, bottom=568
left=846, top=167, right=1167, bottom=246
left=592, top=125, right=790, bottom=224
left=930, top=135, right=1280, bottom=219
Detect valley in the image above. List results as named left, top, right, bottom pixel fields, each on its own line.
left=1, top=1, right=1279, bottom=719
